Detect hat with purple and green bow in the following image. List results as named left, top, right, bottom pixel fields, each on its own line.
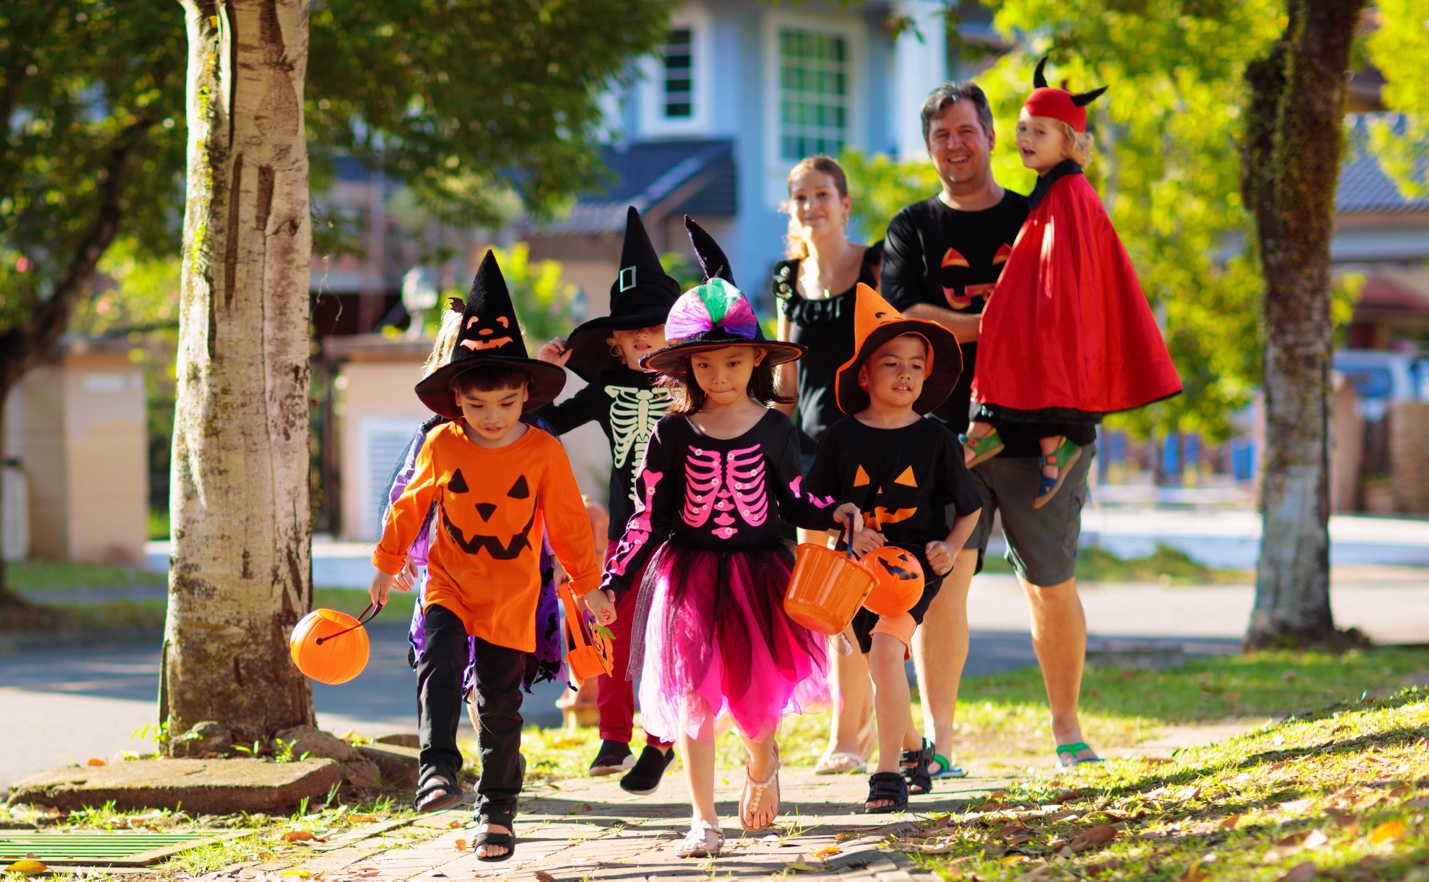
left=640, top=216, right=805, bottom=376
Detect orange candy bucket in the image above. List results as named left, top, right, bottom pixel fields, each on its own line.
left=289, top=603, right=381, bottom=685
left=558, top=581, right=615, bottom=687
left=783, top=525, right=878, bottom=635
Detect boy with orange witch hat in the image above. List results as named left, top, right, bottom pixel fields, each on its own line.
left=369, top=251, right=616, bottom=862
left=806, top=284, right=983, bottom=813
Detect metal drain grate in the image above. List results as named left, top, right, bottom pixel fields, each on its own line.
left=0, top=830, right=252, bottom=867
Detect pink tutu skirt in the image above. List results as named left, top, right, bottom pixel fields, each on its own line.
left=634, top=543, right=830, bottom=744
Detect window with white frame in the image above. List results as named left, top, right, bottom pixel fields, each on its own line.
left=661, top=27, right=694, bottom=119
left=639, top=8, right=711, bottom=136
left=777, top=28, right=850, bottom=161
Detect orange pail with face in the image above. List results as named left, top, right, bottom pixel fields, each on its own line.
left=290, top=605, right=380, bottom=685
left=783, top=527, right=877, bottom=635
left=559, top=582, right=615, bottom=687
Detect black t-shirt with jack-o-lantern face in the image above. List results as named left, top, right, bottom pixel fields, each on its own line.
left=806, top=415, right=982, bottom=628
left=881, top=191, right=1028, bottom=431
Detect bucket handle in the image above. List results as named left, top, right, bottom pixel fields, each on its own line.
left=315, top=602, right=383, bottom=645
left=557, top=581, right=593, bottom=649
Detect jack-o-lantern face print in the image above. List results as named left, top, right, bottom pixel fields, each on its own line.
left=460, top=314, right=515, bottom=352
left=938, top=243, right=1012, bottom=311
left=440, top=467, right=537, bottom=559
left=854, top=463, right=920, bottom=529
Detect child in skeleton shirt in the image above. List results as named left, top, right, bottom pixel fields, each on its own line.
left=807, top=285, right=982, bottom=812
left=603, top=218, right=861, bottom=858
left=534, top=206, right=680, bottom=793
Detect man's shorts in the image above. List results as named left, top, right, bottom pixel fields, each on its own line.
left=962, top=441, right=1095, bottom=587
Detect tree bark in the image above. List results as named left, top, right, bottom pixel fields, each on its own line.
left=164, top=0, right=314, bottom=744
left=1242, top=0, right=1367, bottom=650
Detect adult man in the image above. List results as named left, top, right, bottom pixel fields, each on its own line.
left=881, top=82, right=1100, bottom=779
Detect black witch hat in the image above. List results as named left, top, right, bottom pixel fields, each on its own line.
left=640, top=217, right=805, bottom=376
left=561, top=206, right=682, bottom=382
left=414, top=250, right=567, bottom=418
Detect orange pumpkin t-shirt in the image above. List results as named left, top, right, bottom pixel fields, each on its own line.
left=372, top=422, right=601, bottom=653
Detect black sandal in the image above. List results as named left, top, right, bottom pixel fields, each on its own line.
left=474, top=810, right=517, bottom=863
left=414, top=768, right=463, bottom=813
left=864, top=771, right=909, bottom=814
left=899, top=738, right=935, bottom=796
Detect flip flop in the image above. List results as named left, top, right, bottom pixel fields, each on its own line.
left=813, top=751, right=866, bottom=775
left=927, top=752, right=968, bottom=779
left=1055, top=742, right=1104, bottom=766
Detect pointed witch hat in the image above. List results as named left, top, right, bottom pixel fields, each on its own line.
left=414, top=250, right=567, bottom=418
left=1023, top=55, right=1107, bottom=133
left=562, top=206, right=682, bottom=382
left=640, top=216, right=805, bottom=376
left=834, top=283, right=962, bottom=416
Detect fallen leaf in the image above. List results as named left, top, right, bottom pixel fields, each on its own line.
left=453, top=839, right=466, bottom=851
left=1067, top=824, right=1117, bottom=853
left=4, top=860, right=48, bottom=876
left=1303, top=829, right=1329, bottom=850
left=1389, top=785, right=1411, bottom=799
left=1000, top=855, right=1028, bottom=865
left=86, top=758, right=107, bottom=767
left=347, top=815, right=378, bottom=824
left=1280, top=861, right=1317, bottom=882
left=280, top=831, right=314, bottom=842
left=811, top=846, right=840, bottom=858
left=1277, top=832, right=1310, bottom=848
left=989, top=790, right=1009, bottom=798
left=1044, top=810, right=1079, bottom=822
left=447, top=820, right=460, bottom=828
left=834, top=831, right=859, bottom=842
left=278, top=872, right=313, bottom=879
left=1279, top=799, right=1314, bottom=814
left=1179, top=859, right=1209, bottom=882
left=1369, top=819, right=1406, bottom=844
left=1177, top=785, right=1202, bottom=801
left=784, top=857, right=820, bottom=871
left=1052, top=789, right=1082, bottom=804
left=535, top=872, right=556, bottom=882
left=1143, top=756, right=1175, bottom=764
left=1220, top=814, right=1243, bottom=830
left=1407, top=797, right=1429, bottom=809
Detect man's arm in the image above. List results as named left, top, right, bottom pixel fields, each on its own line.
left=903, top=303, right=980, bottom=343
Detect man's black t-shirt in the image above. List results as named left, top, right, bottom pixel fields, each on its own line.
left=881, top=190, right=1094, bottom=455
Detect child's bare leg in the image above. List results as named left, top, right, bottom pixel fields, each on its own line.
left=866, top=632, right=915, bottom=810
left=738, top=730, right=780, bottom=829
left=680, top=733, right=718, bottom=826
left=1040, top=435, right=1065, bottom=481
left=822, top=622, right=873, bottom=766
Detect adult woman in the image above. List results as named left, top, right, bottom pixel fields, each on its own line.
left=773, top=155, right=881, bottom=775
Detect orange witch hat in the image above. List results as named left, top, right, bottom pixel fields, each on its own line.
left=834, top=284, right=962, bottom=416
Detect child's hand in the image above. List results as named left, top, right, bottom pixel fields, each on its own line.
left=583, top=589, right=618, bottom=627
left=538, top=338, right=572, bottom=366
left=394, top=558, right=420, bottom=593
left=925, top=540, right=955, bottom=576
left=850, top=528, right=886, bottom=558
left=552, top=560, right=570, bottom=586
left=832, top=503, right=864, bottom=535
left=369, top=569, right=399, bottom=607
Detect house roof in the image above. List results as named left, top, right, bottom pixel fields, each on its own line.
left=1338, top=114, right=1429, bottom=215
left=521, top=138, right=737, bottom=237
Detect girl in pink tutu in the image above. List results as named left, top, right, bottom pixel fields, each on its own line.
left=602, top=217, right=861, bottom=858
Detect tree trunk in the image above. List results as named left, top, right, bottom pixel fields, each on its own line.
left=164, top=0, right=314, bottom=745
left=1242, top=0, right=1366, bottom=650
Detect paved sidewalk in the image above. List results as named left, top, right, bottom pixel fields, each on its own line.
left=199, top=766, right=1021, bottom=882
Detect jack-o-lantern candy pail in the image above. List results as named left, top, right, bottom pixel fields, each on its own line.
left=557, top=582, right=614, bottom=687
left=784, top=527, right=878, bottom=635
left=290, top=607, right=375, bottom=685
left=861, top=546, right=925, bottom=617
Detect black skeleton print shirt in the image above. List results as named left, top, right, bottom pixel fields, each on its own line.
left=538, top=367, right=673, bottom=540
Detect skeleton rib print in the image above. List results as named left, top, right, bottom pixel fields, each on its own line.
left=605, top=386, right=671, bottom=476
left=681, top=444, right=769, bottom=540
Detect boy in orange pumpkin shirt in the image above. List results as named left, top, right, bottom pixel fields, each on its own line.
left=370, top=252, right=616, bottom=863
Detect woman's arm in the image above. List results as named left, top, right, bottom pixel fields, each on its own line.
left=774, top=311, right=799, bottom=418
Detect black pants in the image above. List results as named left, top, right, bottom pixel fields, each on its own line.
left=417, top=604, right=526, bottom=823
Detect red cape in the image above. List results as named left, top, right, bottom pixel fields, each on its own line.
left=972, top=170, right=1182, bottom=420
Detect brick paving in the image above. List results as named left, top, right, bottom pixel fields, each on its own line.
left=202, top=765, right=1016, bottom=882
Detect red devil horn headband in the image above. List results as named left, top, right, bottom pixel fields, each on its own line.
left=1025, top=55, right=1107, bottom=133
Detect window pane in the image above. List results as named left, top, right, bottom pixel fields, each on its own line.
left=662, top=27, right=695, bottom=120
left=778, top=27, right=851, bottom=159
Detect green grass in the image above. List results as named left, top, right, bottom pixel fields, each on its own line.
left=8, top=559, right=164, bottom=593
left=901, top=687, right=1429, bottom=880
left=981, top=543, right=1251, bottom=585
left=148, top=507, right=170, bottom=541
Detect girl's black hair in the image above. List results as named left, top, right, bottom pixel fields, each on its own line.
left=660, top=348, right=794, bottom=415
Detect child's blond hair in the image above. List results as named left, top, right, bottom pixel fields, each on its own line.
left=421, top=298, right=465, bottom=378
left=1051, top=119, right=1095, bottom=168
